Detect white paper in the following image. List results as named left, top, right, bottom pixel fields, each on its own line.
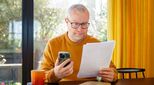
left=77, top=40, right=115, bottom=78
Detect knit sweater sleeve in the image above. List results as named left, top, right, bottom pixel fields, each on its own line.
left=39, top=40, right=60, bottom=83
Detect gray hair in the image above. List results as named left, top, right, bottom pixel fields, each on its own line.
left=67, top=4, right=89, bottom=17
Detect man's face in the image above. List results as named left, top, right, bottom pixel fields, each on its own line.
left=66, top=10, right=89, bottom=42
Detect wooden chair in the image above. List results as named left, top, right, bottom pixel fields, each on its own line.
left=117, top=68, right=145, bottom=79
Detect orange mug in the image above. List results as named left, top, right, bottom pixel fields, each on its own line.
left=31, top=70, right=45, bottom=85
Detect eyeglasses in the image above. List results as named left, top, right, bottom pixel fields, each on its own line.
left=67, top=18, right=90, bottom=29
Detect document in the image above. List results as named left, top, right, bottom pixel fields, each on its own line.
left=77, top=41, right=115, bottom=78
left=80, top=81, right=111, bottom=85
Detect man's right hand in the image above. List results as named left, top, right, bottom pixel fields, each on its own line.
left=54, top=58, right=74, bottom=79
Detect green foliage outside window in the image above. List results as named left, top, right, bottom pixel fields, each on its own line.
left=0, top=0, right=107, bottom=52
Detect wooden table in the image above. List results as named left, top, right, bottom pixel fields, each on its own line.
left=46, top=78, right=154, bottom=85
left=112, top=78, right=154, bottom=85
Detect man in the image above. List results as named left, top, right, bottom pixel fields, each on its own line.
left=39, top=4, right=117, bottom=83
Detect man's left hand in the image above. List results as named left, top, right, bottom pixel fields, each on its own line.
left=98, top=68, right=117, bottom=82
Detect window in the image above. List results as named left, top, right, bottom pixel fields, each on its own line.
left=0, top=0, right=108, bottom=83
left=34, top=0, right=107, bottom=69
left=0, top=0, right=22, bottom=84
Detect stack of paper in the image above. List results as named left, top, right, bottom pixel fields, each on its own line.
left=77, top=41, right=115, bottom=78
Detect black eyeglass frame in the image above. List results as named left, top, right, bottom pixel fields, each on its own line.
left=67, top=18, right=90, bottom=29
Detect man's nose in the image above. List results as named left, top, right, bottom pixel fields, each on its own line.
left=77, top=25, right=83, bottom=31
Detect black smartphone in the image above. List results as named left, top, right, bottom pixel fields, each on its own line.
left=58, top=51, right=70, bottom=67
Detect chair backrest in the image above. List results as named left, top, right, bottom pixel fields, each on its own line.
left=117, top=68, right=145, bottom=79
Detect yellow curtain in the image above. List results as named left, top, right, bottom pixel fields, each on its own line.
left=108, top=0, right=154, bottom=78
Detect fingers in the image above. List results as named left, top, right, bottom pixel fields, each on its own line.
left=99, top=71, right=114, bottom=76
left=62, top=66, right=73, bottom=76
left=99, top=68, right=114, bottom=75
left=99, top=72, right=114, bottom=78
left=54, top=58, right=73, bottom=79
left=98, top=68, right=115, bottom=82
left=60, top=61, right=73, bottom=72
left=99, top=68, right=113, bottom=72
left=55, top=57, right=59, bottom=66
left=98, top=74, right=114, bottom=82
left=59, top=59, right=71, bottom=68
left=60, top=61, right=73, bottom=77
left=102, top=77, right=113, bottom=82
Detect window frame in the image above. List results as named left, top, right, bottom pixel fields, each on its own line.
left=22, top=0, right=33, bottom=84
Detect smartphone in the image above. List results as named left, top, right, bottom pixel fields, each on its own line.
left=58, top=51, right=70, bottom=67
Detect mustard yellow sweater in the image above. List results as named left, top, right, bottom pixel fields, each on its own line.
left=39, top=32, right=116, bottom=83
